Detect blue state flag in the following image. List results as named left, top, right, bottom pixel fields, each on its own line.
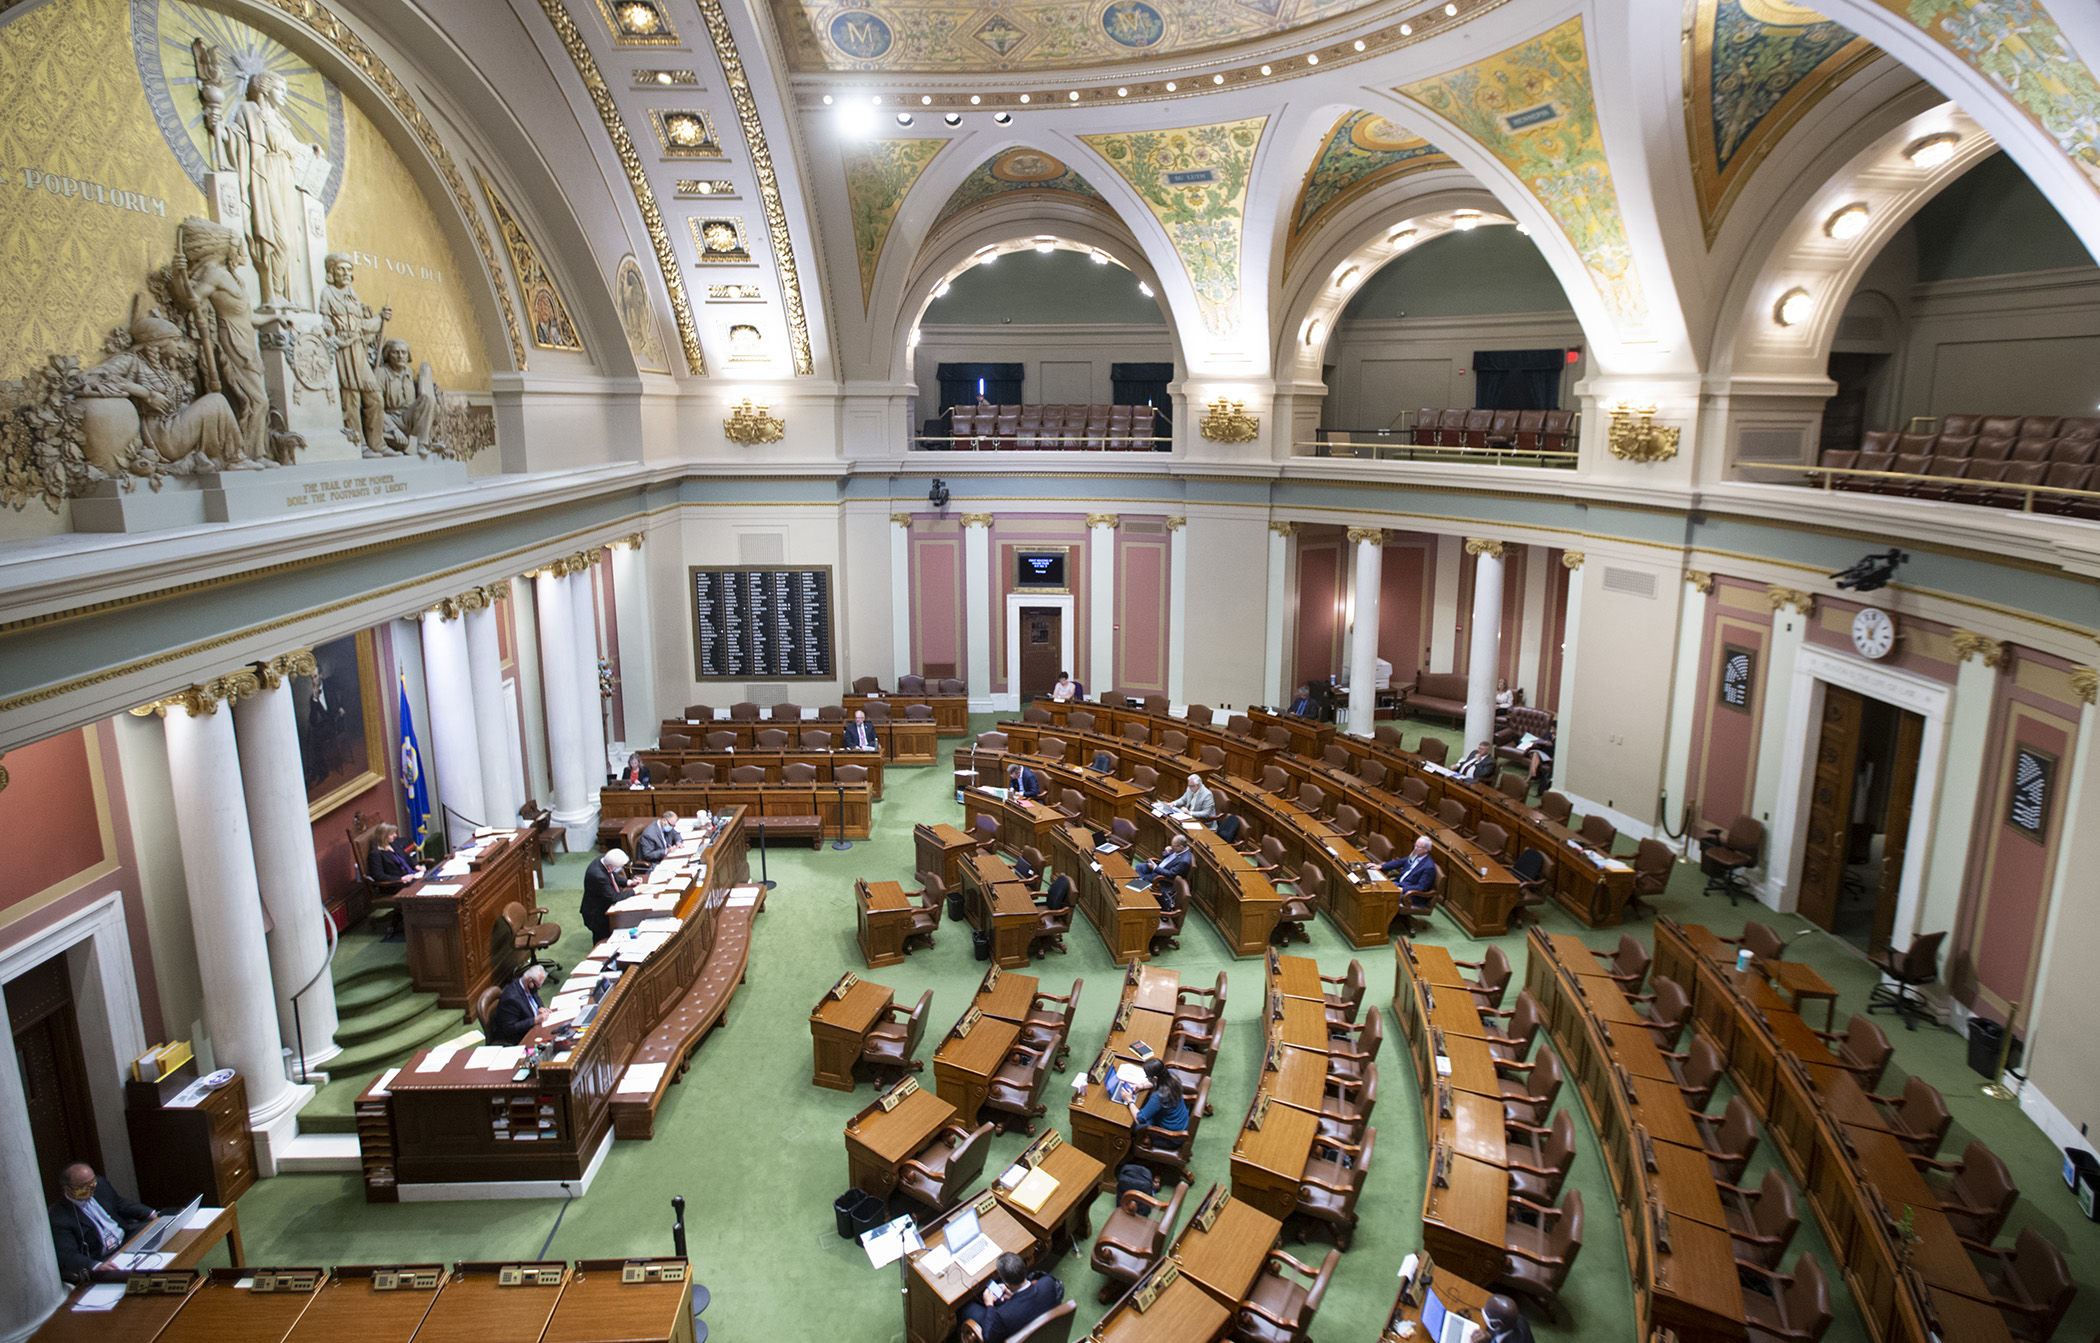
left=398, top=671, right=433, bottom=847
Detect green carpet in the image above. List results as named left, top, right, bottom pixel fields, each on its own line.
left=220, top=713, right=2100, bottom=1342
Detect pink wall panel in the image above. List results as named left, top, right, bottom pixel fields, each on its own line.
left=1543, top=552, right=1570, bottom=713
left=1497, top=547, right=1526, bottom=691
left=1377, top=538, right=1433, bottom=678
left=1684, top=579, right=1771, bottom=833
left=1116, top=534, right=1170, bottom=693
left=1294, top=536, right=1341, bottom=689
left=910, top=528, right=964, bottom=676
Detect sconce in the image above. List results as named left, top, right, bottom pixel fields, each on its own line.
left=723, top=399, right=785, bottom=444
left=1199, top=398, right=1260, bottom=443
left=1606, top=402, right=1680, bottom=462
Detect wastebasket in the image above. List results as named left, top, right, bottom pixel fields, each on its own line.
left=833, top=1190, right=868, bottom=1239
left=849, top=1195, right=889, bottom=1240
left=972, top=928, right=992, bottom=962
left=1966, top=1016, right=2022, bottom=1078
left=947, top=889, right=967, bottom=922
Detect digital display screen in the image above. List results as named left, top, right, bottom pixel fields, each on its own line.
left=1016, top=553, right=1065, bottom=587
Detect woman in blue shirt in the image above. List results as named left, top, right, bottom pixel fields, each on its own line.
left=1129, top=1059, right=1189, bottom=1143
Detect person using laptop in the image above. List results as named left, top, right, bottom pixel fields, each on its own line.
left=1170, top=773, right=1215, bottom=820
left=1136, top=834, right=1194, bottom=892
left=959, top=1252, right=1064, bottom=1343
left=1127, top=1059, right=1189, bottom=1151
left=49, top=1162, right=157, bottom=1285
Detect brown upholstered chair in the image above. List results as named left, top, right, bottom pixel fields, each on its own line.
left=862, top=701, right=891, bottom=721
left=971, top=814, right=1003, bottom=854
left=1496, top=771, right=1529, bottom=802
left=1313, top=1065, right=1375, bottom=1143
left=1506, top=848, right=1550, bottom=926
left=754, top=728, right=790, bottom=749
left=982, top=1041, right=1055, bottom=1134
left=898, top=674, right=927, bottom=694
left=472, top=986, right=502, bottom=1034
left=1508, top=1109, right=1577, bottom=1205
left=1161, top=729, right=1189, bottom=755
left=679, top=762, right=716, bottom=785
left=1668, top=1035, right=1727, bottom=1112
left=1264, top=725, right=1292, bottom=749
left=1090, top=1180, right=1190, bottom=1303
left=1018, top=979, right=1079, bottom=1069
left=681, top=703, right=713, bottom=721
left=1914, top=1139, right=2018, bottom=1243
left=1358, top=758, right=1389, bottom=789
left=977, top=730, right=1010, bottom=752
left=1232, top=1247, right=1339, bottom=1343
left=818, top=705, right=846, bottom=721
left=1474, top=820, right=1510, bottom=861
left=1200, top=744, right=1227, bottom=771
left=903, top=875, right=943, bottom=953
left=851, top=676, right=882, bottom=694
left=1320, top=960, right=1366, bottom=1026
left=1399, top=776, right=1431, bottom=808
left=1151, top=879, right=1189, bottom=954
left=1813, top=1014, right=1893, bottom=1090
left=1414, top=735, right=1450, bottom=766
left=1628, top=837, right=1673, bottom=917
left=800, top=729, right=833, bottom=750
left=1870, top=1074, right=1951, bottom=1158
left=1323, top=743, right=1352, bottom=771
left=769, top=702, right=801, bottom=722
left=1738, top=1252, right=1832, bottom=1343
left=1437, top=797, right=1468, bottom=831
left=1260, top=765, right=1290, bottom=793
left=1723, top=1168, right=1800, bottom=1269
left=1539, top=791, right=1573, bottom=825
left=706, top=730, right=739, bottom=750
left=905, top=703, right=935, bottom=722
left=1480, top=991, right=1543, bottom=1065
left=1130, top=764, right=1160, bottom=796
left=1325, top=1008, right=1381, bottom=1086
left=1723, top=920, right=1788, bottom=965
left=1131, top=1077, right=1208, bottom=1181
left=728, top=764, right=767, bottom=784
left=1700, top=814, right=1765, bottom=904
left=1123, top=722, right=1151, bottom=745
left=836, top=763, right=869, bottom=787
left=1591, top=932, right=1651, bottom=990
left=1272, top=863, right=1318, bottom=945
left=1493, top=1188, right=1583, bottom=1323
left=1163, top=1023, right=1219, bottom=1108
left=502, top=900, right=562, bottom=973
left=1454, top=944, right=1512, bottom=1010
left=1693, top=1095, right=1762, bottom=1184
left=860, top=989, right=933, bottom=1085
left=1867, top=930, right=1946, bottom=1030
left=939, top=678, right=966, bottom=695
left=781, top=762, right=817, bottom=784
left=1291, top=1126, right=1373, bottom=1249
left=895, top=1120, right=994, bottom=1217
left=1577, top=813, right=1617, bottom=851
left=1022, top=706, right=1052, bottom=724
left=1361, top=832, right=1395, bottom=866
left=660, top=733, right=691, bottom=751
left=729, top=701, right=761, bottom=721
left=1069, top=710, right=1097, bottom=732
left=1331, top=804, right=1363, bottom=842
left=1632, top=974, right=1690, bottom=1050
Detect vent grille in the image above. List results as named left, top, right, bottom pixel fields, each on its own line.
left=743, top=684, right=791, bottom=706
left=1736, top=427, right=1807, bottom=462
left=739, top=532, right=786, bottom=564
left=1123, top=518, right=1165, bottom=535
left=1601, top=566, right=1657, bottom=599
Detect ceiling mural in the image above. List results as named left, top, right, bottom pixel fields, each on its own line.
left=1871, top=0, right=2100, bottom=194
left=934, top=147, right=1104, bottom=226
left=771, top=0, right=1387, bottom=73
left=478, top=168, right=584, bottom=351
left=1080, top=116, right=1267, bottom=340
left=1287, top=110, right=1453, bottom=264
left=1398, top=17, right=1650, bottom=334
left=614, top=254, right=671, bottom=372
left=1685, top=0, right=1874, bottom=245
left=842, top=137, right=946, bottom=307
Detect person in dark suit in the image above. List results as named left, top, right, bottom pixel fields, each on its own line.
left=1136, top=835, right=1194, bottom=898
left=958, top=1252, right=1065, bottom=1343
left=843, top=709, right=879, bottom=751
left=617, top=753, right=651, bottom=787
left=634, top=811, right=679, bottom=868
left=366, top=822, right=423, bottom=891
left=1455, top=741, right=1499, bottom=782
left=486, top=965, right=548, bottom=1045
left=581, top=847, right=630, bottom=943
left=48, top=1164, right=155, bottom=1285
left=1381, top=837, right=1439, bottom=915
left=1288, top=684, right=1315, bottom=716
left=1040, top=873, right=1073, bottom=912
left=1007, top=762, right=1042, bottom=799
left=1481, top=1294, right=1538, bottom=1343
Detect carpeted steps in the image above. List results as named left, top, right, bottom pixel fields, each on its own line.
left=296, top=963, right=463, bottom=1133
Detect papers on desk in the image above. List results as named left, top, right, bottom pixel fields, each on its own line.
left=574, top=960, right=605, bottom=977
left=1603, top=858, right=1633, bottom=872
left=467, top=1046, right=523, bottom=1070
left=72, top=1284, right=126, bottom=1312
left=996, top=1162, right=1029, bottom=1192
left=914, top=1242, right=953, bottom=1276
left=618, top=1062, right=666, bottom=1094
left=416, top=883, right=463, bottom=898
left=726, top=890, right=761, bottom=908
left=1008, top=1166, right=1060, bottom=1214
left=1095, top=843, right=1119, bottom=855
left=371, top=1068, right=400, bottom=1099
left=545, top=993, right=590, bottom=1027
left=111, top=1251, right=174, bottom=1271
left=186, top=1206, right=222, bottom=1230
left=636, top=917, right=684, bottom=934
left=415, top=1044, right=462, bottom=1073
left=859, top=1214, right=923, bottom=1269
left=436, top=858, right=471, bottom=878
left=610, top=892, right=680, bottom=915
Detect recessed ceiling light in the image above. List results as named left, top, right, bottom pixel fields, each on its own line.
left=943, top=112, right=961, bottom=125
left=1399, top=23, right=1411, bottom=34
left=1091, top=251, right=1110, bottom=264
left=1515, top=223, right=1529, bottom=235
left=1019, top=93, right=1030, bottom=103
left=1444, top=2, right=1457, bottom=14
left=1305, top=319, right=1324, bottom=346
left=1117, top=87, right=1129, bottom=96
left=970, top=94, right=981, bottom=105
left=1353, top=39, right=1365, bottom=50
left=1905, top=132, right=1960, bottom=168
left=1138, top=281, right=1154, bottom=297
left=934, top=280, right=951, bottom=297
left=870, top=95, right=882, bottom=105
left=1212, top=74, right=1224, bottom=84
left=1389, top=227, right=1417, bottom=247
left=921, top=95, right=932, bottom=105
left=1452, top=211, right=1480, bottom=230
left=1333, top=265, right=1360, bottom=288
left=1774, top=287, right=1813, bottom=326
left=616, top=2, right=661, bottom=34
left=655, top=71, right=674, bottom=84
left=1070, top=90, right=1080, bottom=100
left=1824, top=202, right=1870, bottom=239
left=895, top=113, right=913, bottom=125
left=1306, top=53, right=1318, bottom=65
left=993, top=111, right=1010, bottom=123
left=1260, top=64, right=1272, bottom=75
left=821, top=94, right=833, bottom=105
left=1165, top=81, right=1176, bottom=90
left=1035, top=240, right=1055, bottom=252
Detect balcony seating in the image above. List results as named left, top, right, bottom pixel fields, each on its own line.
left=1816, top=416, right=2100, bottom=514
left=935, top=403, right=1159, bottom=450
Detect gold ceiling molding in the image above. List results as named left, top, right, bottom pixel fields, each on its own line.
left=697, top=0, right=814, bottom=376
left=1199, top=400, right=1260, bottom=444
left=1086, top=514, right=1121, bottom=529
left=1164, top=516, right=1186, bottom=531
left=2073, top=666, right=2099, bottom=706
left=1346, top=527, right=1387, bottom=545
left=128, top=670, right=263, bottom=718
left=535, top=0, right=706, bottom=375
left=959, top=512, right=995, bottom=527
left=255, top=649, right=318, bottom=690
left=890, top=512, right=914, bottom=526
left=1464, top=537, right=1506, bottom=560
left=1269, top=521, right=1300, bottom=537
left=1766, top=585, right=1815, bottom=615
left=1562, top=551, right=1586, bottom=570
left=1686, top=569, right=1713, bottom=592
left=1950, top=628, right=2005, bottom=667
left=249, top=0, right=526, bottom=370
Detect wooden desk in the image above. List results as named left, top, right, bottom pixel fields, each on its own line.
left=1478, top=792, right=1634, bottom=927
left=1106, top=1007, right=1175, bottom=1064
left=1131, top=965, right=1180, bottom=1012
left=845, top=1086, right=957, bottom=1196
left=932, top=1014, right=1023, bottom=1122
left=1068, top=1080, right=1138, bottom=1188
left=1264, top=1047, right=1332, bottom=1114
left=914, top=823, right=978, bottom=891
left=1407, top=942, right=1474, bottom=991
left=996, top=1139, right=1105, bottom=1249
left=398, top=829, right=537, bottom=1012
left=111, top=1204, right=245, bottom=1271
left=31, top=1275, right=202, bottom=1343
left=1762, top=960, right=1839, bottom=1030
left=1650, top=1215, right=1748, bottom=1343
left=410, top=1264, right=569, bottom=1343
left=1092, top=1275, right=1229, bottom=1343
left=964, top=788, right=1063, bottom=857
left=1422, top=1153, right=1509, bottom=1288
left=904, top=1201, right=1040, bottom=1343
left=1052, top=824, right=1160, bottom=965
left=959, top=853, right=1039, bottom=970
left=856, top=881, right=914, bottom=968
left=156, top=1268, right=325, bottom=1343
left=847, top=693, right=969, bottom=735
left=1648, top=1136, right=1729, bottom=1229
left=1273, top=997, right=1332, bottom=1053
left=811, top=978, right=893, bottom=1090
left=1445, top=1089, right=1508, bottom=1166
left=544, top=1258, right=695, bottom=1343
left=1272, top=954, right=1324, bottom=1002
left=602, top=784, right=870, bottom=839
left=970, top=968, right=1040, bottom=1023
left=1385, top=1258, right=1493, bottom=1336
left=1228, top=1103, right=1319, bottom=1222
left=1184, top=828, right=1280, bottom=955
left=1437, top=1032, right=1507, bottom=1100
left=634, top=748, right=886, bottom=800
left=282, top=1267, right=445, bottom=1343
left=1169, top=1195, right=1284, bottom=1310
left=1628, top=1073, right=1704, bottom=1150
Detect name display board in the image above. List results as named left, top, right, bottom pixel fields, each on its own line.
left=690, top=566, right=834, bottom=679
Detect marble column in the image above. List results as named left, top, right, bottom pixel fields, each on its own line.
left=608, top=539, right=656, bottom=749
left=0, top=990, right=65, bottom=1339
left=570, top=558, right=610, bottom=798
left=1088, top=514, right=1118, bottom=698
left=891, top=514, right=915, bottom=684
left=1347, top=527, right=1385, bottom=737
left=158, top=675, right=307, bottom=1173
left=1463, top=539, right=1506, bottom=754
left=535, top=568, right=589, bottom=832
left=421, top=604, right=487, bottom=842
left=463, top=588, right=520, bottom=825
left=962, top=514, right=993, bottom=705
left=1165, top=517, right=1188, bottom=707
left=233, top=655, right=338, bottom=1074
left=1264, top=522, right=1295, bottom=708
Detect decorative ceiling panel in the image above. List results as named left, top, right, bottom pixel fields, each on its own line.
left=842, top=137, right=947, bottom=307
left=934, top=147, right=1104, bottom=225
left=1287, top=110, right=1453, bottom=264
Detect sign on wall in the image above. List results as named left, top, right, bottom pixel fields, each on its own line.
left=1719, top=644, right=1755, bottom=711
left=2007, top=744, right=2054, bottom=841
left=690, top=565, right=834, bottom=679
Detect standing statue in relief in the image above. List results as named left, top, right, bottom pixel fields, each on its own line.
left=215, top=71, right=328, bottom=310
left=377, top=338, right=438, bottom=455
left=319, top=253, right=391, bottom=457
left=174, top=217, right=274, bottom=461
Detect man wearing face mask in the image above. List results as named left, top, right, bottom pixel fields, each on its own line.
left=48, top=1163, right=157, bottom=1284
left=1478, top=1295, right=1536, bottom=1343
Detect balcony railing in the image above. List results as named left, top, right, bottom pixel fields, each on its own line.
left=910, top=433, right=1173, bottom=451
left=1300, top=429, right=1579, bottom=468
left=1790, top=463, right=2100, bottom=517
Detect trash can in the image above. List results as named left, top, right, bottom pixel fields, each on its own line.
left=833, top=1190, right=867, bottom=1239
left=947, top=889, right=967, bottom=922
left=972, top=928, right=992, bottom=962
left=2064, top=1149, right=2100, bottom=1222
left=1967, top=1016, right=2022, bottom=1078
left=849, top=1195, right=889, bottom=1240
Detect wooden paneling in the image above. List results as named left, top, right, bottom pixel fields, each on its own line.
left=1799, top=685, right=1863, bottom=931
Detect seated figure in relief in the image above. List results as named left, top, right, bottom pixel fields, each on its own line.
left=74, top=295, right=253, bottom=475
left=378, top=337, right=439, bottom=455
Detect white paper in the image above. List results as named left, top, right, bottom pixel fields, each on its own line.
left=860, top=1214, right=921, bottom=1269
left=371, top=1068, right=399, bottom=1099
left=1434, top=1055, right=1453, bottom=1076
left=915, top=1242, right=954, bottom=1276
left=415, top=883, right=463, bottom=897
left=72, top=1284, right=126, bottom=1312
left=996, top=1162, right=1028, bottom=1191
left=415, top=1046, right=459, bottom=1074
left=618, top=1062, right=667, bottom=1094
left=187, top=1206, right=222, bottom=1230
left=726, top=892, right=760, bottom=907
left=467, top=1046, right=523, bottom=1070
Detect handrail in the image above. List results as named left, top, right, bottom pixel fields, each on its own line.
left=1793, top=464, right=2100, bottom=512
left=1295, top=440, right=1580, bottom=467
left=910, top=434, right=1172, bottom=450
left=288, top=904, right=339, bottom=1085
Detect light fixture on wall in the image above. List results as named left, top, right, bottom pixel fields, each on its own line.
left=1824, top=202, right=1870, bottom=239
left=1091, top=250, right=1111, bottom=265
left=1353, top=38, right=1366, bottom=50
left=1389, top=227, right=1418, bottom=247
left=1259, top=64, right=1272, bottom=75
left=1019, top=93, right=1031, bottom=103
left=1606, top=403, right=1679, bottom=462
left=723, top=399, right=785, bottom=444
left=821, top=94, right=834, bottom=105
left=943, top=113, right=962, bottom=125
left=1138, top=281, right=1154, bottom=297
left=993, top=111, right=1011, bottom=123
left=1773, top=287, right=1814, bottom=327
left=1164, top=81, right=1176, bottom=90
left=970, top=94, right=981, bottom=104
left=1303, top=318, right=1324, bottom=346
left=1452, top=211, right=1481, bottom=231
left=895, top=113, right=914, bottom=126
left=1399, top=23, right=1412, bottom=34
left=1034, top=238, right=1056, bottom=252
left=1304, top=54, right=1318, bottom=65
left=933, top=279, right=951, bottom=297
left=1904, top=132, right=1960, bottom=168
left=1333, top=265, right=1360, bottom=288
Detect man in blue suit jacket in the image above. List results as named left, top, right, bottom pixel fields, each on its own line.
left=960, top=1253, right=1065, bottom=1343
left=843, top=709, right=879, bottom=751
left=1137, top=835, right=1195, bottom=905
left=1007, top=762, right=1043, bottom=799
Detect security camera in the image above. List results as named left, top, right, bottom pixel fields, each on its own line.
left=1831, top=548, right=1907, bottom=592
left=929, top=478, right=950, bottom=510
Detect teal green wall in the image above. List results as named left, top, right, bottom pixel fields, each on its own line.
left=920, top=249, right=1168, bottom=324
left=1341, top=225, right=1573, bottom=320
left=1912, top=152, right=2096, bottom=281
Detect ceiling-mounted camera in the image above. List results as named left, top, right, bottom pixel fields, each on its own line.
left=928, top=478, right=950, bottom=510
left=1831, top=548, right=1907, bottom=592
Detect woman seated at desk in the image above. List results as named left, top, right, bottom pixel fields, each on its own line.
left=367, top=822, right=424, bottom=891
left=1127, top=1059, right=1189, bottom=1146
left=1051, top=671, right=1080, bottom=703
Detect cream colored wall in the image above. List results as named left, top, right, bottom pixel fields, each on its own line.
left=2024, top=705, right=2100, bottom=1151
left=1180, top=510, right=1271, bottom=709
left=1559, top=547, right=1689, bottom=836
left=840, top=505, right=898, bottom=689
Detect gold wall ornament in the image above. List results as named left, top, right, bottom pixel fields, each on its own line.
left=2072, top=666, right=2099, bottom=707
left=1164, top=516, right=1186, bottom=531
left=1766, top=586, right=1815, bottom=616
left=255, top=649, right=318, bottom=690
left=129, top=670, right=263, bottom=717
left=534, top=0, right=705, bottom=375
left=723, top=399, right=786, bottom=444
left=890, top=513, right=914, bottom=527
left=1464, top=538, right=1507, bottom=561
left=1950, top=629, right=2006, bottom=668
left=0, top=754, right=7, bottom=795
left=618, top=533, right=645, bottom=550
left=1199, top=399, right=1260, bottom=443
left=1086, top=514, right=1121, bottom=530
left=427, top=596, right=463, bottom=620
left=1345, top=526, right=1386, bottom=546
left=695, top=0, right=814, bottom=376
left=1562, top=551, right=1586, bottom=571
left=1686, top=570, right=1713, bottom=593
left=959, top=513, right=995, bottom=528
left=1268, top=520, right=1299, bottom=537
left=1606, top=402, right=1681, bottom=462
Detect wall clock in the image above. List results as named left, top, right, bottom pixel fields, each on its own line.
left=1851, top=607, right=1896, bottom=660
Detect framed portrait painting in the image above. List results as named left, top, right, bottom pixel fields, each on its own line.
left=294, top=630, right=387, bottom=818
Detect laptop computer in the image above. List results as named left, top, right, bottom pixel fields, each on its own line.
left=122, top=1194, right=202, bottom=1258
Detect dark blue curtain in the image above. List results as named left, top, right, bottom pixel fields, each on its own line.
left=1111, top=362, right=1175, bottom=443
left=1472, top=349, right=1563, bottom=411
left=937, top=363, right=1024, bottom=411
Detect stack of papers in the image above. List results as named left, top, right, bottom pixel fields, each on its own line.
left=1008, top=1166, right=1060, bottom=1213
left=71, top=1285, right=126, bottom=1312
left=618, top=1062, right=666, bottom=1094
left=416, top=883, right=462, bottom=898
left=416, top=1044, right=463, bottom=1074
left=636, top=917, right=684, bottom=934
left=726, top=890, right=761, bottom=908
left=859, top=1214, right=924, bottom=1269
left=370, top=1068, right=400, bottom=1099
left=466, top=1046, right=523, bottom=1071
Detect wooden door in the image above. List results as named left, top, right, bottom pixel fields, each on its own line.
left=7, top=954, right=101, bottom=1197
left=1873, top=710, right=1926, bottom=949
left=1018, top=607, right=1061, bottom=700
left=1798, top=685, right=1863, bottom=930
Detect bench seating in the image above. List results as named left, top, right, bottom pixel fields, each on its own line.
left=609, top=889, right=764, bottom=1139
left=1402, top=671, right=1468, bottom=723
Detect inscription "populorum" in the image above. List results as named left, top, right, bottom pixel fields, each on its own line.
left=6, top=164, right=168, bottom=217
left=283, top=473, right=408, bottom=507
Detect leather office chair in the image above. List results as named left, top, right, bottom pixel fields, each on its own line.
left=1141, top=693, right=1169, bottom=715
left=1110, top=817, right=1138, bottom=847
left=679, top=762, right=716, bottom=784
left=863, top=701, right=891, bottom=721
left=754, top=728, right=790, bottom=750
left=1019, top=979, right=1079, bottom=1069
left=1031, top=733, right=1063, bottom=759
left=1474, top=821, right=1510, bottom=862
left=970, top=814, right=1003, bottom=855
left=1163, top=1024, right=1219, bottom=1108
left=818, top=705, right=846, bottom=721
left=1591, top=933, right=1651, bottom=990
left=1361, top=832, right=1395, bottom=866
left=1628, top=837, right=1672, bottom=917
left=1069, top=711, right=1098, bottom=733
left=1501, top=1048, right=1562, bottom=1126
left=1054, top=788, right=1085, bottom=823
left=1632, top=974, right=1690, bottom=1050
left=502, top=900, right=562, bottom=974
left=1314, top=1065, right=1375, bottom=1143
left=1322, top=743, right=1352, bottom=771
left=1022, top=706, right=1052, bottom=724
left=1130, top=764, right=1160, bottom=797
left=1330, top=804, right=1363, bottom=842
left=660, top=733, right=691, bottom=751
left=1454, top=945, right=1512, bottom=1010
left=1700, top=815, right=1765, bottom=904
left=1161, top=729, right=1189, bottom=755
left=1320, top=960, right=1366, bottom=1026
left=1577, top=813, right=1617, bottom=852
left=1254, top=835, right=1289, bottom=875
left=706, top=730, right=739, bottom=750
left=1437, top=798, right=1468, bottom=831
left=1914, top=1139, right=2018, bottom=1243
left=1480, top=991, right=1542, bottom=1065
left=729, top=702, right=761, bottom=721
left=1200, top=744, right=1227, bottom=771
left=1694, top=1095, right=1762, bottom=1184
left=983, top=1041, right=1055, bottom=1134
left=782, top=762, right=817, bottom=784
left=1325, top=1008, right=1382, bottom=1086
left=473, top=986, right=502, bottom=1035
left=1169, top=972, right=1229, bottom=1041
left=1014, top=846, right=1047, bottom=892
left=851, top=677, right=882, bottom=694
left=800, top=730, right=832, bottom=750
left=1539, top=791, right=1573, bottom=825
left=1739, top=1252, right=1832, bottom=1343
left=1132, top=1077, right=1208, bottom=1180
left=905, top=704, right=935, bottom=722
left=861, top=989, right=933, bottom=1086
left=770, top=702, right=801, bottom=722
left=896, top=1120, right=995, bottom=1218
left=729, top=764, right=767, bottom=784
left=902, top=878, right=942, bottom=953
left=836, top=764, right=870, bottom=787
left=515, top=801, right=566, bottom=864
left=1291, top=1126, right=1373, bottom=1249
left=1124, top=722, right=1152, bottom=744
left=1413, top=736, right=1449, bottom=766
left=1667, top=1035, right=1727, bottom=1112
left=1493, top=1188, right=1583, bottom=1323
left=1151, top=879, right=1189, bottom=954
left=898, top=674, right=927, bottom=694
left=939, top=678, right=967, bottom=695
left=1031, top=876, right=1074, bottom=959
left=1090, top=1179, right=1190, bottom=1303
left=1509, top=848, right=1550, bottom=926
left=1232, top=1247, right=1339, bottom=1343
left=1399, top=777, right=1431, bottom=808
left=1259, top=765, right=1290, bottom=793
left=1271, top=864, right=1318, bottom=945
left=1722, top=1168, right=1800, bottom=1269
left=1495, top=771, right=1529, bottom=803
left=1723, top=920, right=1787, bottom=965
left=1508, top=1109, right=1577, bottom=1205
left=1264, top=726, right=1292, bottom=750
left=682, top=703, right=713, bottom=721
left=1358, top=758, right=1389, bottom=789
left=1870, top=1074, right=1951, bottom=1158
left=1185, top=703, right=1214, bottom=727
left=1814, top=1014, right=1892, bottom=1090
left=1867, top=930, right=1946, bottom=1030
left=1392, top=866, right=1442, bottom=940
